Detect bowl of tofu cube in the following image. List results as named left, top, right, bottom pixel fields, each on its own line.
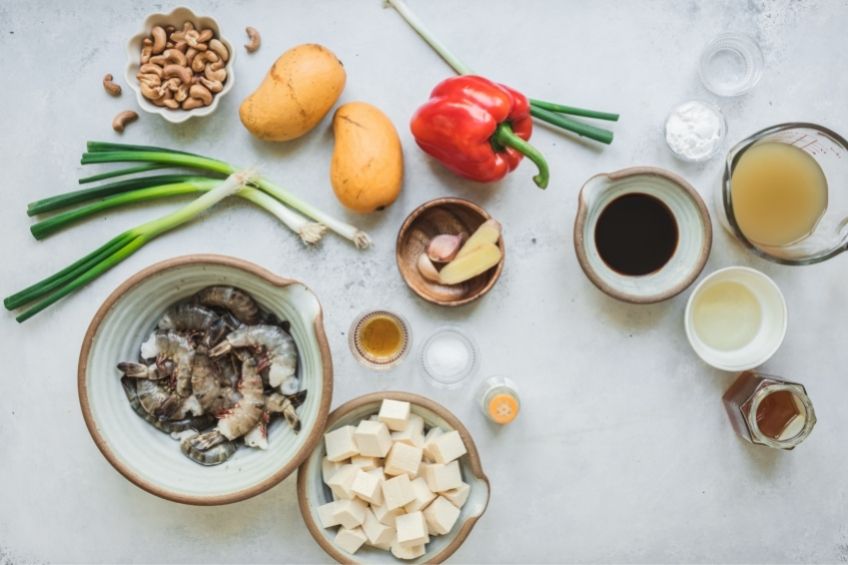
left=297, top=392, right=490, bottom=563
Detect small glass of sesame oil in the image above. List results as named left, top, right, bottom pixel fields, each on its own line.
left=349, top=310, right=411, bottom=370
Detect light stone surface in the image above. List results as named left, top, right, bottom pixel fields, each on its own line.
left=1, top=0, right=847, bottom=563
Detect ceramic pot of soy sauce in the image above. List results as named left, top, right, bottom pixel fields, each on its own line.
left=574, top=167, right=712, bottom=304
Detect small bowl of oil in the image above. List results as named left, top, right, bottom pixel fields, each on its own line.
left=685, top=266, right=787, bottom=371
left=348, top=310, right=411, bottom=370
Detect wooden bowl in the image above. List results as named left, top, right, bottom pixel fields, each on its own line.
left=396, top=198, right=504, bottom=307
left=297, top=391, right=490, bottom=564
left=78, top=255, right=333, bottom=505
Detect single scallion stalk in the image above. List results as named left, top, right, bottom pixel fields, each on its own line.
left=78, top=163, right=170, bottom=184
left=28, top=174, right=215, bottom=216
left=5, top=171, right=253, bottom=322
left=529, top=99, right=619, bottom=122
left=529, top=106, right=614, bottom=145
left=31, top=180, right=326, bottom=245
left=79, top=142, right=369, bottom=247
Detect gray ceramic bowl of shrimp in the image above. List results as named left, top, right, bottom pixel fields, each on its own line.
left=297, top=391, right=490, bottom=564
left=78, top=255, right=332, bottom=505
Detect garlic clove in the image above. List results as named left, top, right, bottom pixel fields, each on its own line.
left=417, top=253, right=441, bottom=283
left=427, top=234, right=464, bottom=263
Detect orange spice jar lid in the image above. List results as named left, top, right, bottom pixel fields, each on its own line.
left=487, top=393, right=519, bottom=424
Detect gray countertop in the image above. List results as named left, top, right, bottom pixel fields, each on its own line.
left=2, top=0, right=847, bottom=562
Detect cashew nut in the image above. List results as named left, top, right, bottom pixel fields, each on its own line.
left=198, top=29, right=214, bottom=43
left=208, top=39, right=229, bottom=62
left=182, top=97, right=204, bottom=110
left=140, top=43, right=152, bottom=64
left=163, top=64, right=192, bottom=84
left=161, top=77, right=181, bottom=92
left=189, top=84, right=213, bottom=106
left=148, top=55, right=168, bottom=66
left=112, top=110, right=138, bottom=133
left=186, top=47, right=198, bottom=65
left=162, top=97, right=179, bottom=110
left=175, top=84, right=189, bottom=102
left=151, top=26, right=167, bottom=54
left=184, top=29, right=200, bottom=47
left=182, top=21, right=195, bottom=32
left=199, top=77, right=223, bottom=93
left=139, top=63, right=163, bottom=77
left=140, top=81, right=163, bottom=99
left=173, top=41, right=189, bottom=53
left=244, top=27, right=261, bottom=53
left=204, top=64, right=227, bottom=82
left=137, top=74, right=162, bottom=89
left=102, top=73, right=121, bottom=96
left=162, top=48, right=187, bottom=66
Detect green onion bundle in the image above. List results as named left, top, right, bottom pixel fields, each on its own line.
left=4, top=142, right=370, bottom=322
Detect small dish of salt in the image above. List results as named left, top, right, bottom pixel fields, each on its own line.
left=420, top=327, right=479, bottom=389
left=664, top=100, right=726, bottom=163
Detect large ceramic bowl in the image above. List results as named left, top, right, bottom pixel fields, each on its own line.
left=297, top=391, right=490, bottom=564
left=78, top=255, right=332, bottom=505
left=125, top=7, right=236, bottom=123
left=574, top=167, right=712, bottom=304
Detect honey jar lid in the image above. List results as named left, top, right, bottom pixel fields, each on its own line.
left=487, top=393, right=519, bottom=424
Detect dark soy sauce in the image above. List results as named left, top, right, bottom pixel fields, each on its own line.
left=594, top=193, right=679, bottom=276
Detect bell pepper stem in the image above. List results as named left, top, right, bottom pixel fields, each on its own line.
left=493, top=123, right=549, bottom=189
left=384, top=0, right=475, bottom=75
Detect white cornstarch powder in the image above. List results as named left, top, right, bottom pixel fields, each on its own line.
left=665, top=100, right=725, bottom=161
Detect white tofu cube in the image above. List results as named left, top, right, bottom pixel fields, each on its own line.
left=422, top=427, right=445, bottom=462
left=332, top=497, right=368, bottom=529
left=324, top=425, right=359, bottom=462
left=423, top=495, right=461, bottom=535
left=381, top=474, right=415, bottom=510
left=442, top=482, right=470, bottom=508
left=421, top=461, right=463, bottom=492
left=367, top=466, right=386, bottom=480
left=316, top=500, right=343, bottom=528
left=335, top=526, right=367, bottom=555
left=372, top=500, right=404, bottom=527
left=378, top=399, right=411, bottom=431
left=326, top=464, right=359, bottom=500
left=391, top=414, right=425, bottom=447
left=384, top=442, right=423, bottom=477
left=362, top=508, right=395, bottom=547
left=395, top=511, right=430, bottom=547
left=351, top=468, right=383, bottom=505
left=428, top=430, right=467, bottom=464
left=354, top=420, right=393, bottom=457
left=404, top=477, right=436, bottom=513
left=322, top=457, right=345, bottom=484
left=391, top=541, right=425, bottom=560
left=350, top=455, right=379, bottom=471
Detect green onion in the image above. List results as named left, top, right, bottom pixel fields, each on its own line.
left=529, top=106, right=614, bottom=145
left=79, top=142, right=370, bottom=248
left=5, top=172, right=254, bottom=322
left=30, top=179, right=326, bottom=244
left=528, top=99, right=619, bottom=122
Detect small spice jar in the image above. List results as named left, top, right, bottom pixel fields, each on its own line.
left=477, top=376, right=520, bottom=425
left=722, top=370, right=816, bottom=449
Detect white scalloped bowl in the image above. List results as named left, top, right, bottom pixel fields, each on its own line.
left=297, top=392, right=490, bottom=564
left=78, top=255, right=333, bottom=505
left=125, top=7, right=236, bottom=123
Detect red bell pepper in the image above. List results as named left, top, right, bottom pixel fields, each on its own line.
left=410, top=75, right=550, bottom=189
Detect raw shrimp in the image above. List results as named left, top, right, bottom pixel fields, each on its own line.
left=120, top=378, right=214, bottom=433
left=116, top=360, right=171, bottom=380
left=190, top=353, right=241, bottom=415
left=134, top=378, right=182, bottom=419
left=267, top=390, right=307, bottom=432
left=180, top=431, right=237, bottom=466
left=209, top=325, right=297, bottom=389
left=140, top=331, right=196, bottom=397
left=195, top=286, right=261, bottom=325
left=158, top=303, right=226, bottom=347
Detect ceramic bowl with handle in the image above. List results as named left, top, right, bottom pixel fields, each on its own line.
left=78, top=255, right=332, bottom=505
left=297, top=391, right=490, bottom=563
left=125, top=7, right=236, bottom=123
left=574, top=167, right=712, bottom=304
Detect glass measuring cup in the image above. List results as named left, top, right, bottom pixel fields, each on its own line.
left=719, top=123, right=848, bottom=264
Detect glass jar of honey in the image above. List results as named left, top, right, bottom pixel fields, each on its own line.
left=722, top=370, right=816, bottom=449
